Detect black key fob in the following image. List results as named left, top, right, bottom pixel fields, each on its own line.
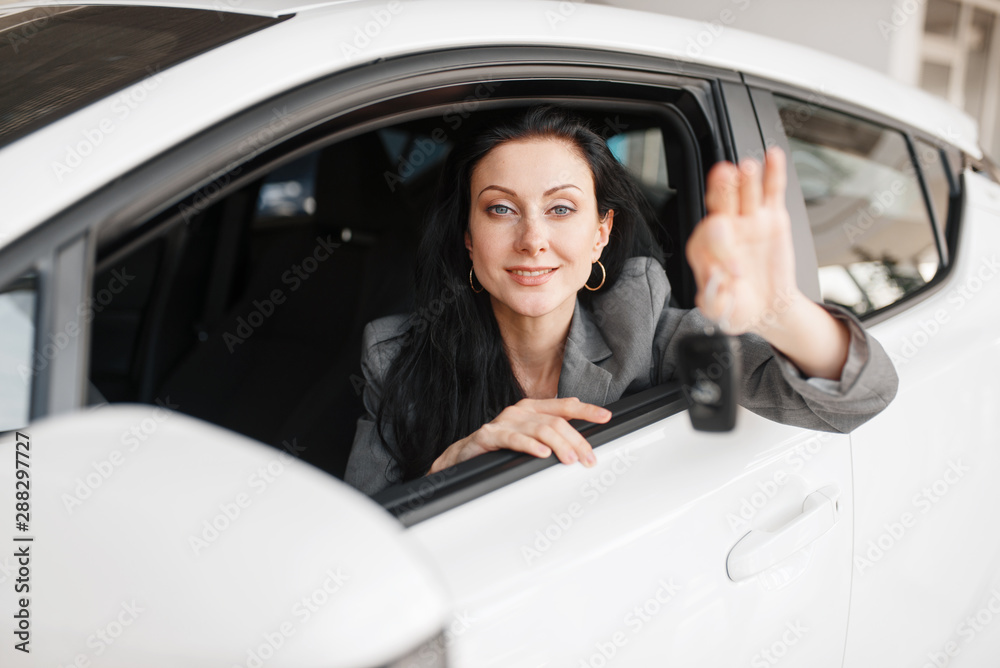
left=677, top=331, right=740, bottom=432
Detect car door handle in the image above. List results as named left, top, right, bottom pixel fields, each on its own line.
left=726, top=484, right=841, bottom=582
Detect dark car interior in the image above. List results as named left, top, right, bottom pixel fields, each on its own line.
left=86, top=95, right=715, bottom=482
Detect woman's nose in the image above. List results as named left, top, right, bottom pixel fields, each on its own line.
left=515, top=215, right=548, bottom=255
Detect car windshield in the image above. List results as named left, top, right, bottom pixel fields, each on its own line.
left=0, top=5, right=286, bottom=149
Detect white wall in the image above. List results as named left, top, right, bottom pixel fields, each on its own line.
left=593, top=0, right=909, bottom=76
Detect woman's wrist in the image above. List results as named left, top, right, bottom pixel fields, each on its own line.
left=754, top=290, right=850, bottom=381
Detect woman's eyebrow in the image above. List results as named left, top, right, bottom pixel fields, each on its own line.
left=477, top=184, right=583, bottom=198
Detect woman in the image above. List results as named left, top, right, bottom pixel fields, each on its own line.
left=345, top=106, right=898, bottom=496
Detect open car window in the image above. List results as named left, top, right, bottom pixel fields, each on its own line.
left=83, top=61, right=724, bottom=520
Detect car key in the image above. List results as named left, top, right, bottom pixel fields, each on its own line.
left=677, top=271, right=741, bottom=432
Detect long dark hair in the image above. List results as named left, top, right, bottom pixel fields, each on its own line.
left=375, top=105, right=664, bottom=481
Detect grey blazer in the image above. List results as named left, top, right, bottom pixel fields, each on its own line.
left=345, top=257, right=898, bottom=496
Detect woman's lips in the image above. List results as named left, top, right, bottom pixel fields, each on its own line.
left=507, top=267, right=557, bottom=286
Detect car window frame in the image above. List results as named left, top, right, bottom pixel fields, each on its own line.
left=0, top=273, right=41, bottom=430
left=0, top=231, right=77, bottom=422
left=745, top=81, right=963, bottom=325
left=376, top=382, right=689, bottom=526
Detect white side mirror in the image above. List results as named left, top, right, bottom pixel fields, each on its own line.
left=0, top=405, right=449, bottom=667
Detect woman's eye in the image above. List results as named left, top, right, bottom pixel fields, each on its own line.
left=551, top=205, right=574, bottom=215
left=488, top=205, right=512, bottom=215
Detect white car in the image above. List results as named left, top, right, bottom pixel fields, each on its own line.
left=2, top=1, right=1000, bottom=666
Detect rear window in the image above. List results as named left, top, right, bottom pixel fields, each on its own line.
left=0, top=5, right=288, bottom=149
left=776, top=96, right=943, bottom=318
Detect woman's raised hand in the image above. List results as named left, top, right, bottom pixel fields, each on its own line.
left=685, top=147, right=802, bottom=335
left=427, top=397, right=611, bottom=474
left=686, top=146, right=851, bottom=380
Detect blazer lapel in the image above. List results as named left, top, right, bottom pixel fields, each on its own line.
left=559, top=300, right=614, bottom=406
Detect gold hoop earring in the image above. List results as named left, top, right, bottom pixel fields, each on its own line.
left=469, top=267, right=484, bottom=293
left=585, top=260, right=606, bottom=291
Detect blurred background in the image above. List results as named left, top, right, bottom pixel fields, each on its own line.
left=596, top=0, right=1000, bottom=159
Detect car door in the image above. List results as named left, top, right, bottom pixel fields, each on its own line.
left=756, top=84, right=1000, bottom=665
left=2, top=45, right=857, bottom=666
left=398, top=79, right=855, bottom=667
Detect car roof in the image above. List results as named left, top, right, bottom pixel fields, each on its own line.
left=0, top=0, right=979, bottom=248
left=0, top=0, right=356, bottom=17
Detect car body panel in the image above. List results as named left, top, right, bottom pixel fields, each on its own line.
left=843, top=170, right=1000, bottom=666
left=407, top=411, right=853, bottom=666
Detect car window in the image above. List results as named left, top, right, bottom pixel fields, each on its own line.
left=776, top=96, right=942, bottom=317
left=87, top=102, right=698, bottom=481
left=609, top=127, right=669, bottom=186
left=0, top=277, right=37, bottom=431
left=915, top=139, right=956, bottom=239
left=253, top=152, right=320, bottom=224
left=609, top=126, right=673, bottom=214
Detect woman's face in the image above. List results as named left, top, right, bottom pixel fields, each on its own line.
left=465, top=137, right=613, bottom=322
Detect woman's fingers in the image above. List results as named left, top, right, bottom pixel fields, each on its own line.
left=506, top=431, right=554, bottom=460
left=545, top=414, right=598, bottom=465
left=705, top=161, right=739, bottom=216
left=478, top=398, right=610, bottom=467
left=763, top=146, right=787, bottom=209
left=739, top=158, right=762, bottom=215
left=688, top=211, right=741, bottom=293
left=529, top=397, right=612, bottom=424
left=491, top=418, right=590, bottom=466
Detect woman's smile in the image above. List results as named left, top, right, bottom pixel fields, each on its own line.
left=507, top=266, right=558, bottom=285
